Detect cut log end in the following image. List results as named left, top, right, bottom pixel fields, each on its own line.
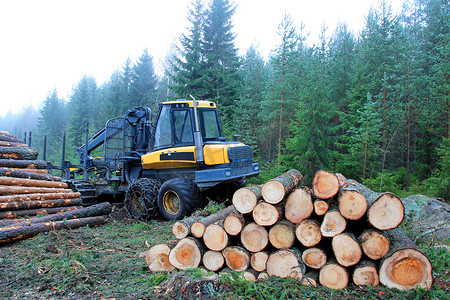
left=224, top=213, right=244, bottom=236
left=266, top=249, right=304, bottom=280
left=314, top=199, right=329, bottom=216
left=240, top=222, right=269, bottom=252
left=379, top=249, right=433, bottom=291
left=251, top=251, right=269, bottom=272
left=144, top=244, right=175, bottom=272
left=312, top=170, right=339, bottom=199
left=269, top=221, right=295, bottom=249
left=252, top=202, right=281, bottom=226
left=233, top=186, right=261, bottom=214
left=320, top=210, right=346, bottom=237
left=295, top=219, right=321, bottom=247
left=332, top=233, right=362, bottom=267
left=202, top=250, right=224, bottom=272
left=203, top=224, right=228, bottom=251
left=368, top=193, right=404, bottom=230
left=222, top=246, right=250, bottom=272
left=172, top=221, right=190, bottom=240
left=261, top=180, right=285, bottom=204
left=302, top=248, right=327, bottom=269
left=353, top=262, right=379, bottom=287
left=284, top=187, right=313, bottom=224
left=338, top=190, right=367, bottom=220
left=169, top=238, right=202, bottom=270
left=359, top=230, right=390, bottom=260
left=319, top=263, right=349, bottom=290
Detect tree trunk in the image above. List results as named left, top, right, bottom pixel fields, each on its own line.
left=301, top=247, right=327, bottom=269
left=0, top=146, right=38, bottom=160
left=172, top=216, right=201, bottom=239
left=223, top=209, right=244, bottom=236
left=266, top=248, right=305, bottom=279
left=284, top=187, right=313, bottom=224
left=0, top=141, right=27, bottom=148
left=261, top=169, right=303, bottom=204
left=202, top=250, right=224, bottom=272
left=332, top=232, right=362, bottom=267
left=252, top=200, right=283, bottom=226
left=301, top=271, right=319, bottom=287
left=0, top=177, right=67, bottom=189
left=312, top=170, right=339, bottom=199
left=0, top=159, right=47, bottom=169
left=0, top=206, right=80, bottom=219
left=141, top=244, right=175, bottom=272
left=0, top=186, right=72, bottom=195
left=0, top=216, right=106, bottom=244
left=320, top=207, right=346, bottom=237
left=295, top=219, right=322, bottom=247
left=0, top=167, right=61, bottom=181
left=242, top=269, right=258, bottom=282
left=240, top=222, right=269, bottom=252
left=313, top=199, right=329, bottom=216
left=191, top=205, right=234, bottom=238
left=232, top=185, right=261, bottom=214
left=0, top=198, right=83, bottom=211
left=358, top=229, right=390, bottom=260
left=319, top=260, right=349, bottom=290
left=352, top=260, right=379, bottom=287
left=0, top=133, right=25, bottom=144
left=257, top=272, right=269, bottom=280
left=250, top=251, right=269, bottom=272
left=379, top=227, right=433, bottom=291
left=0, top=192, right=80, bottom=203
left=203, top=221, right=229, bottom=251
left=222, top=246, right=250, bottom=272
left=268, top=220, right=295, bottom=249
left=168, top=237, right=203, bottom=270
left=338, top=190, right=367, bottom=220
left=336, top=176, right=404, bottom=230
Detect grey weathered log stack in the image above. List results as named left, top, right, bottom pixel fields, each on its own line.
left=0, top=131, right=111, bottom=244
left=145, top=168, right=433, bottom=291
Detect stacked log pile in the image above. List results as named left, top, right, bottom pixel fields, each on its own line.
left=145, top=169, right=433, bottom=291
left=0, top=132, right=111, bottom=244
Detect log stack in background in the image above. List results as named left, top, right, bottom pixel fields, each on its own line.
left=0, top=132, right=111, bottom=244
left=146, top=169, right=433, bottom=291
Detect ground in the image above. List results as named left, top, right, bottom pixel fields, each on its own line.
left=0, top=197, right=448, bottom=299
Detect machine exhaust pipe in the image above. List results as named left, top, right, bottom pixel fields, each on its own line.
left=190, top=95, right=205, bottom=164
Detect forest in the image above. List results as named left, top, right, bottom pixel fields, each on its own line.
left=0, top=0, right=448, bottom=200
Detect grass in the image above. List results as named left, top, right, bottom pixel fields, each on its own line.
left=0, top=205, right=448, bottom=299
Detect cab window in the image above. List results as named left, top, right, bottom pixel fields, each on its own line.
left=173, top=109, right=193, bottom=144
left=199, top=109, right=221, bottom=140
left=153, top=105, right=172, bottom=148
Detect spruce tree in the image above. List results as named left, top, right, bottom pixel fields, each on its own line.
left=130, top=49, right=158, bottom=109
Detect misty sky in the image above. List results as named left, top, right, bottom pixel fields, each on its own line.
left=0, top=0, right=404, bottom=117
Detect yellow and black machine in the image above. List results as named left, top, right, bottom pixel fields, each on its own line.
left=52, top=97, right=260, bottom=220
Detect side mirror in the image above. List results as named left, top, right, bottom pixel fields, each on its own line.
left=233, top=134, right=242, bottom=141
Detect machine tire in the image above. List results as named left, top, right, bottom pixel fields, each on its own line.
left=67, top=180, right=97, bottom=206
left=158, top=178, right=202, bottom=220
left=125, top=178, right=161, bottom=220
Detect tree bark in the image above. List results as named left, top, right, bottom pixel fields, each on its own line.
left=352, top=260, right=379, bottom=287
left=301, top=271, right=319, bottom=287
left=202, top=250, right=224, bottom=272
left=252, top=200, right=283, bottom=226
left=312, top=170, right=339, bottom=199
left=0, top=177, right=67, bottom=189
left=379, top=227, right=433, bottom=291
left=0, top=141, right=27, bottom=148
left=266, top=248, right=305, bottom=279
left=313, top=199, right=329, bottom=216
left=319, top=260, right=349, bottom=290
left=0, top=216, right=106, bottom=244
left=332, top=232, right=362, bottom=267
left=0, top=146, right=38, bottom=160
left=0, top=159, right=47, bottom=169
left=268, top=220, right=295, bottom=249
left=172, top=216, right=201, bottom=239
left=0, top=192, right=80, bottom=203
left=296, top=219, right=322, bottom=247
left=261, top=169, right=303, bottom=204
left=358, top=229, right=390, bottom=260
left=0, top=186, right=72, bottom=195
left=191, top=205, right=234, bottom=238
left=203, top=221, right=229, bottom=251
left=284, top=187, right=313, bottom=224
left=168, top=237, right=203, bottom=270
left=0, top=206, right=80, bottom=219
left=301, top=247, right=327, bottom=269
left=336, top=175, right=404, bottom=230
left=250, top=251, right=269, bottom=272
left=0, top=133, right=25, bottom=144
left=141, top=244, right=175, bottom=272
left=0, top=198, right=83, bottom=211
left=232, top=185, right=261, bottom=214
left=320, top=207, right=347, bottom=237
left=222, top=246, right=250, bottom=272
left=223, top=209, right=244, bottom=236
left=0, top=167, right=61, bottom=181
left=240, top=222, right=269, bottom=252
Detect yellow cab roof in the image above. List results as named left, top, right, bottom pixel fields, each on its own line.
left=162, top=99, right=217, bottom=108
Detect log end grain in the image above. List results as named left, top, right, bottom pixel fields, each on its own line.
left=268, top=221, right=295, bottom=249
left=368, top=193, right=404, bottom=230
left=320, top=210, right=347, bottom=237
left=224, top=213, right=244, bottom=236
left=240, top=222, right=269, bottom=253
left=191, top=222, right=206, bottom=238
left=172, top=221, right=190, bottom=239
left=359, top=230, right=390, bottom=260
left=251, top=251, right=269, bottom=272
left=266, top=249, right=304, bottom=280
left=332, top=233, right=362, bottom=267
left=314, top=199, right=329, bottom=216
left=202, top=250, right=224, bottom=272
left=232, top=187, right=259, bottom=213
left=284, top=187, right=313, bottom=224
left=319, top=263, right=349, bottom=290
left=169, top=238, right=202, bottom=270
left=353, top=262, right=379, bottom=287
left=261, top=180, right=285, bottom=204
left=338, top=190, right=367, bottom=220
left=379, top=249, right=433, bottom=291
left=252, top=202, right=280, bottom=226
left=312, top=170, right=339, bottom=199
left=295, top=219, right=322, bottom=247
left=144, top=244, right=175, bottom=272
left=203, top=224, right=228, bottom=251
left=302, top=248, right=327, bottom=269
left=222, top=246, right=250, bottom=272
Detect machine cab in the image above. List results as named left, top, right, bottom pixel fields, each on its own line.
left=152, top=100, right=223, bottom=151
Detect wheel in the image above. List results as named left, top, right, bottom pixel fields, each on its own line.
left=125, top=178, right=161, bottom=220
left=206, top=179, right=246, bottom=203
left=67, top=180, right=97, bottom=206
left=158, top=178, right=203, bottom=220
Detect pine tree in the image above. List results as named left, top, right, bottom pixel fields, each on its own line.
left=130, top=49, right=158, bottom=108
